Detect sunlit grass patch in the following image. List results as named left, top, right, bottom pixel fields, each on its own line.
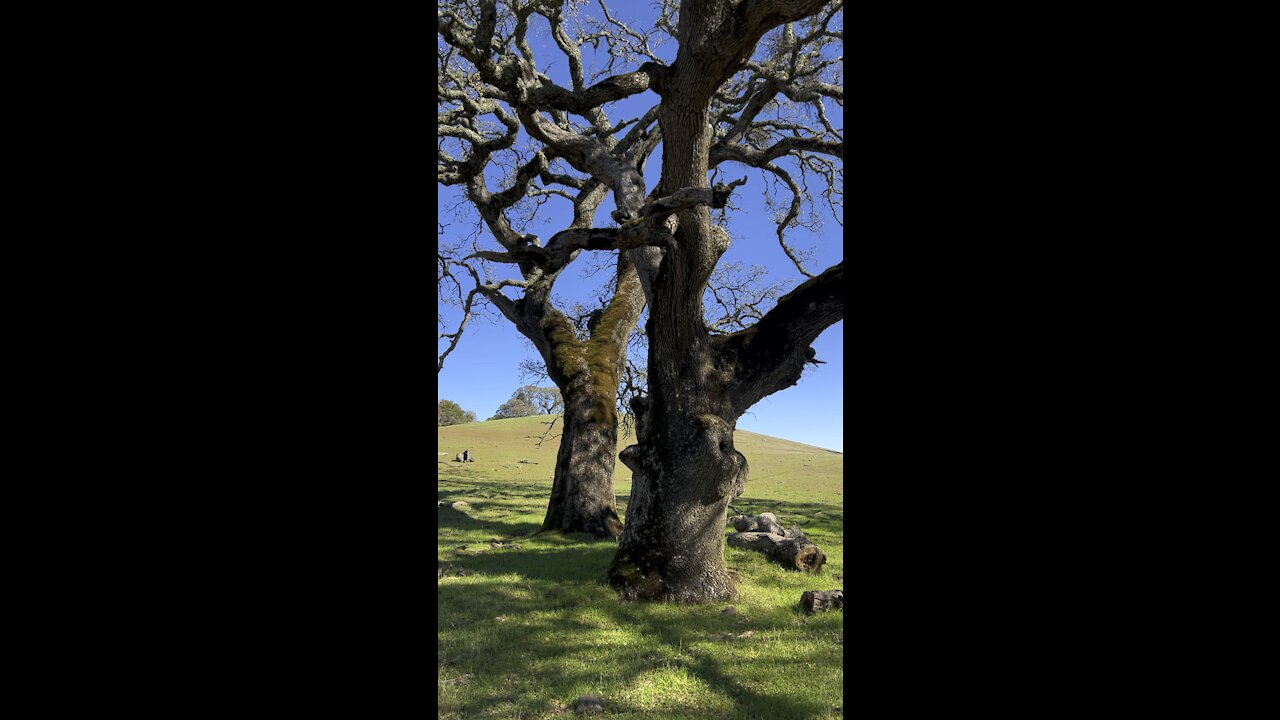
left=438, top=416, right=843, bottom=719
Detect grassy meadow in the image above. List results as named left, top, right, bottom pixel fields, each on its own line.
left=438, top=415, right=844, bottom=719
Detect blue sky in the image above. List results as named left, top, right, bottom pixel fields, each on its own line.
left=438, top=3, right=844, bottom=451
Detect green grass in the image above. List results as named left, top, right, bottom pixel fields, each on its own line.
left=438, top=415, right=844, bottom=720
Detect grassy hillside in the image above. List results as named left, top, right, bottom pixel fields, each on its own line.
left=438, top=415, right=844, bottom=720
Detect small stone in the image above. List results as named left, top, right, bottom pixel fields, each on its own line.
left=721, top=606, right=737, bottom=615
left=572, top=694, right=604, bottom=714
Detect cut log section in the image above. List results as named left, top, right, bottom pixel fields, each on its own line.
left=800, top=589, right=844, bottom=613
left=726, top=524, right=827, bottom=573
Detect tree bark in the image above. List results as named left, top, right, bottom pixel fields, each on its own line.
left=537, top=252, right=646, bottom=538
left=608, top=408, right=749, bottom=601
left=541, top=380, right=624, bottom=537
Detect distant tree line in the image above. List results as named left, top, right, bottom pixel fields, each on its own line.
left=490, top=386, right=562, bottom=420
left=437, top=399, right=476, bottom=426
left=438, top=387, right=563, bottom=427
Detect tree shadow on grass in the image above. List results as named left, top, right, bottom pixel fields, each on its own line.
left=601, top=604, right=836, bottom=719
left=438, top=478, right=842, bottom=717
left=438, top=517, right=841, bottom=719
left=438, top=564, right=838, bottom=720
left=438, top=484, right=550, bottom=502
left=437, top=504, right=543, bottom=543
left=442, top=532, right=618, bottom=581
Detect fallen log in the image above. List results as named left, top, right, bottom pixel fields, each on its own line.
left=800, top=589, right=844, bottom=614
left=727, top=527, right=826, bottom=572
left=726, top=530, right=790, bottom=552
left=730, top=512, right=785, bottom=535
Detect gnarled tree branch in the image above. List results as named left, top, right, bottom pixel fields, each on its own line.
left=716, top=260, right=844, bottom=416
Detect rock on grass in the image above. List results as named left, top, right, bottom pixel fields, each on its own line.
left=572, top=694, right=604, bottom=714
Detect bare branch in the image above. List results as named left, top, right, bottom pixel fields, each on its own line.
left=704, top=262, right=791, bottom=334
left=759, top=163, right=813, bottom=278
left=717, top=260, right=844, bottom=415
left=642, top=177, right=749, bottom=219
left=710, top=137, right=842, bottom=168
left=438, top=288, right=485, bottom=373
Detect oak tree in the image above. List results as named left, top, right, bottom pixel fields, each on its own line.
left=438, top=0, right=659, bottom=537
left=490, top=385, right=564, bottom=419
left=438, top=399, right=478, bottom=426
left=438, top=0, right=843, bottom=601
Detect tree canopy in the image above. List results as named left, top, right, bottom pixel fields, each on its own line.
left=438, top=399, right=478, bottom=426
left=491, top=385, right=564, bottom=419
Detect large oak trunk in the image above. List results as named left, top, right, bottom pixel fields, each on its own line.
left=533, top=253, right=645, bottom=539
left=541, top=383, right=624, bottom=538
left=607, top=405, right=749, bottom=601
left=606, top=81, right=741, bottom=601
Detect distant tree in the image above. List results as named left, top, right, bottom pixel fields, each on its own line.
left=520, top=385, right=564, bottom=415
left=438, top=399, right=477, bottom=426
left=490, top=397, right=536, bottom=420
left=490, top=386, right=564, bottom=419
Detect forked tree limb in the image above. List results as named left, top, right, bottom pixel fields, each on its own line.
left=715, top=260, right=844, bottom=416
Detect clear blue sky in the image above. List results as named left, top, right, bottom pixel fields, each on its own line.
left=438, top=3, right=844, bottom=451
